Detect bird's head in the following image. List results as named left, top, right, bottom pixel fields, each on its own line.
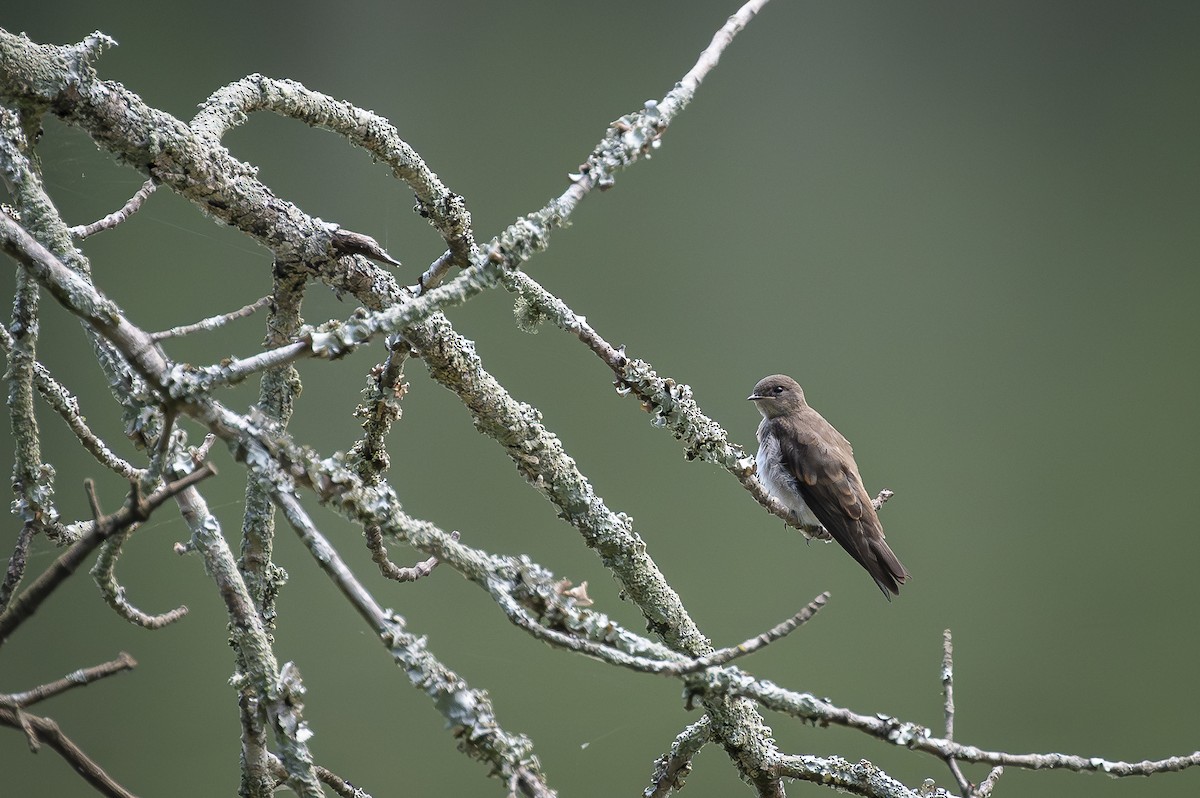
left=748, top=374, right=807, bottom=419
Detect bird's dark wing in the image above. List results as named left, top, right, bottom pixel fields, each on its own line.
left=770, top=415, right=908, bottom=597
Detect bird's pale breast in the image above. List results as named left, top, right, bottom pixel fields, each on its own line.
left=756, top=420, right=823, bottom=529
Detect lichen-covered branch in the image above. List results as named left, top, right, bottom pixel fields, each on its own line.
left=4, top=4, right=1196, bottom=797
left=236, top=267, right=303, bottom=797
left=191, top=74, right=477, bottom=271
left=91, top=527, right=190, bottom=628
left=271, top=487, right=555, bottom=797
left=0, top=465, right=214, bottom=646
left=645, top=717, right=714, bottom=798
left=0, top=326, right=143, bottom=481
left=166, top=461, right=324, bottom=798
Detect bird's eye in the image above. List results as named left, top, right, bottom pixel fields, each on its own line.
left=772, top=386, right=784, bottom=394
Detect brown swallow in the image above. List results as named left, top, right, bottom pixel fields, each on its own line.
left=749, top=374, right=908, bottom=597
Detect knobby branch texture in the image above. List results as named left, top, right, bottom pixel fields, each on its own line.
left=1, top=2, right=1197, bottom=797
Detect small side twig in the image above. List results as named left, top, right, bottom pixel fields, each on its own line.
left=364, top=525, right=447, bottom=583
left=493, top=586, right=827, bottom=677
left=873, top=489, right=893, bottom=511
left=0, top=523, right=36, bottom=615
left=975, top=767, right=1003, bottom=798
left=91, top=527, right=189, bottom=629
left=676, top=592, right=829, bottom=673
left=0, top=651, right=137, bottom=710
left=266, top=754, right=375, bottom=798
left=414, top=249, right=453, bottom=294
left=644, top=716, right=713, bottom=798
left=0, top=326, right=143, bottom=481
left=69, top=178, right=156, bottom=239
left=151, top=295, right=271, bottom=340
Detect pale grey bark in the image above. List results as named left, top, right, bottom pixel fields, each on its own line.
left=1, top=3, right=1197, bottom=798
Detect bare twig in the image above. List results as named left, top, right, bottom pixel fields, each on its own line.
left=0, top=651, right=136, bottom=709
left=169, top=466, right=324, bottom=798
left=0, top=707, right=140, bottom=798
left=69, top=178, right=157, bottom=239
left=235, top=268, right=303, bottom=798
left=350, top=340, right=408, bottom=479
left=348, top=340, right=446, bottom=583
left=873, top=489, right=894, bottom=510
left=0, top=465, right=215, bottom=646
left=676, top=592, right=829, bottom=673
left=330, top=227, right=401, bottom=267
left=6, top=208, right=59, bottom=542
left=151, top=295, right=271, bottom=340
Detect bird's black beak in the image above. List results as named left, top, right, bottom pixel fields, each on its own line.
left=747, top=393, right=761, bottom=401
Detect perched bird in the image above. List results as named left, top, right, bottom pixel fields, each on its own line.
left=749, top=374, right=908, bottom=597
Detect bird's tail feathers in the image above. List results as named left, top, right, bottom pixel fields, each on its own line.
left=868, top=539, right=909, bottom=600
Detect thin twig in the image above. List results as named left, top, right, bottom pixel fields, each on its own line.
left=267, top=753, right=375, bottom=798
left=644, top=716, right=713, bottom=798
left=151, top=295, right=271, bottom=340
left=270, top=489, right=555, bottom=796
left=0, top=708, right=140, bottom=798
left=0, top=523, right=36, bottom=615
left=975, top=767, right=1003, bottom=798
left=92, top=527, right=189, bottom=629
left=0, top=651, right=137, bottom=708
left=168, top=466, right=324, bottom=798
left=676, top=593, right=829, bottom=673
left=7, top=238, right=59, bottom=541
left=69, top=178, right=157, bottom=239
left=364, top=525, right=445, bottom=583
left=235, top=267, right=303, bottom=796
left=705, top=665, right=1200, bottom=780
left=492, top=586, right=827, bottom=677
left=0, top=328, right=144, bottom=480
left=942, top=629, right=971, bottom=795
left=0, top=464, right=216, bottom=646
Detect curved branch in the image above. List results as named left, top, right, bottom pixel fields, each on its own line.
left=0, top=465, right=215, bottom=646
left=91, top=528, right=189, bottom=629
left=191, top=74, right=476, bottom=270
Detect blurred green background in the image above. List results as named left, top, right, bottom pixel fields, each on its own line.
left=3, top=1, right=1198, bottom=796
